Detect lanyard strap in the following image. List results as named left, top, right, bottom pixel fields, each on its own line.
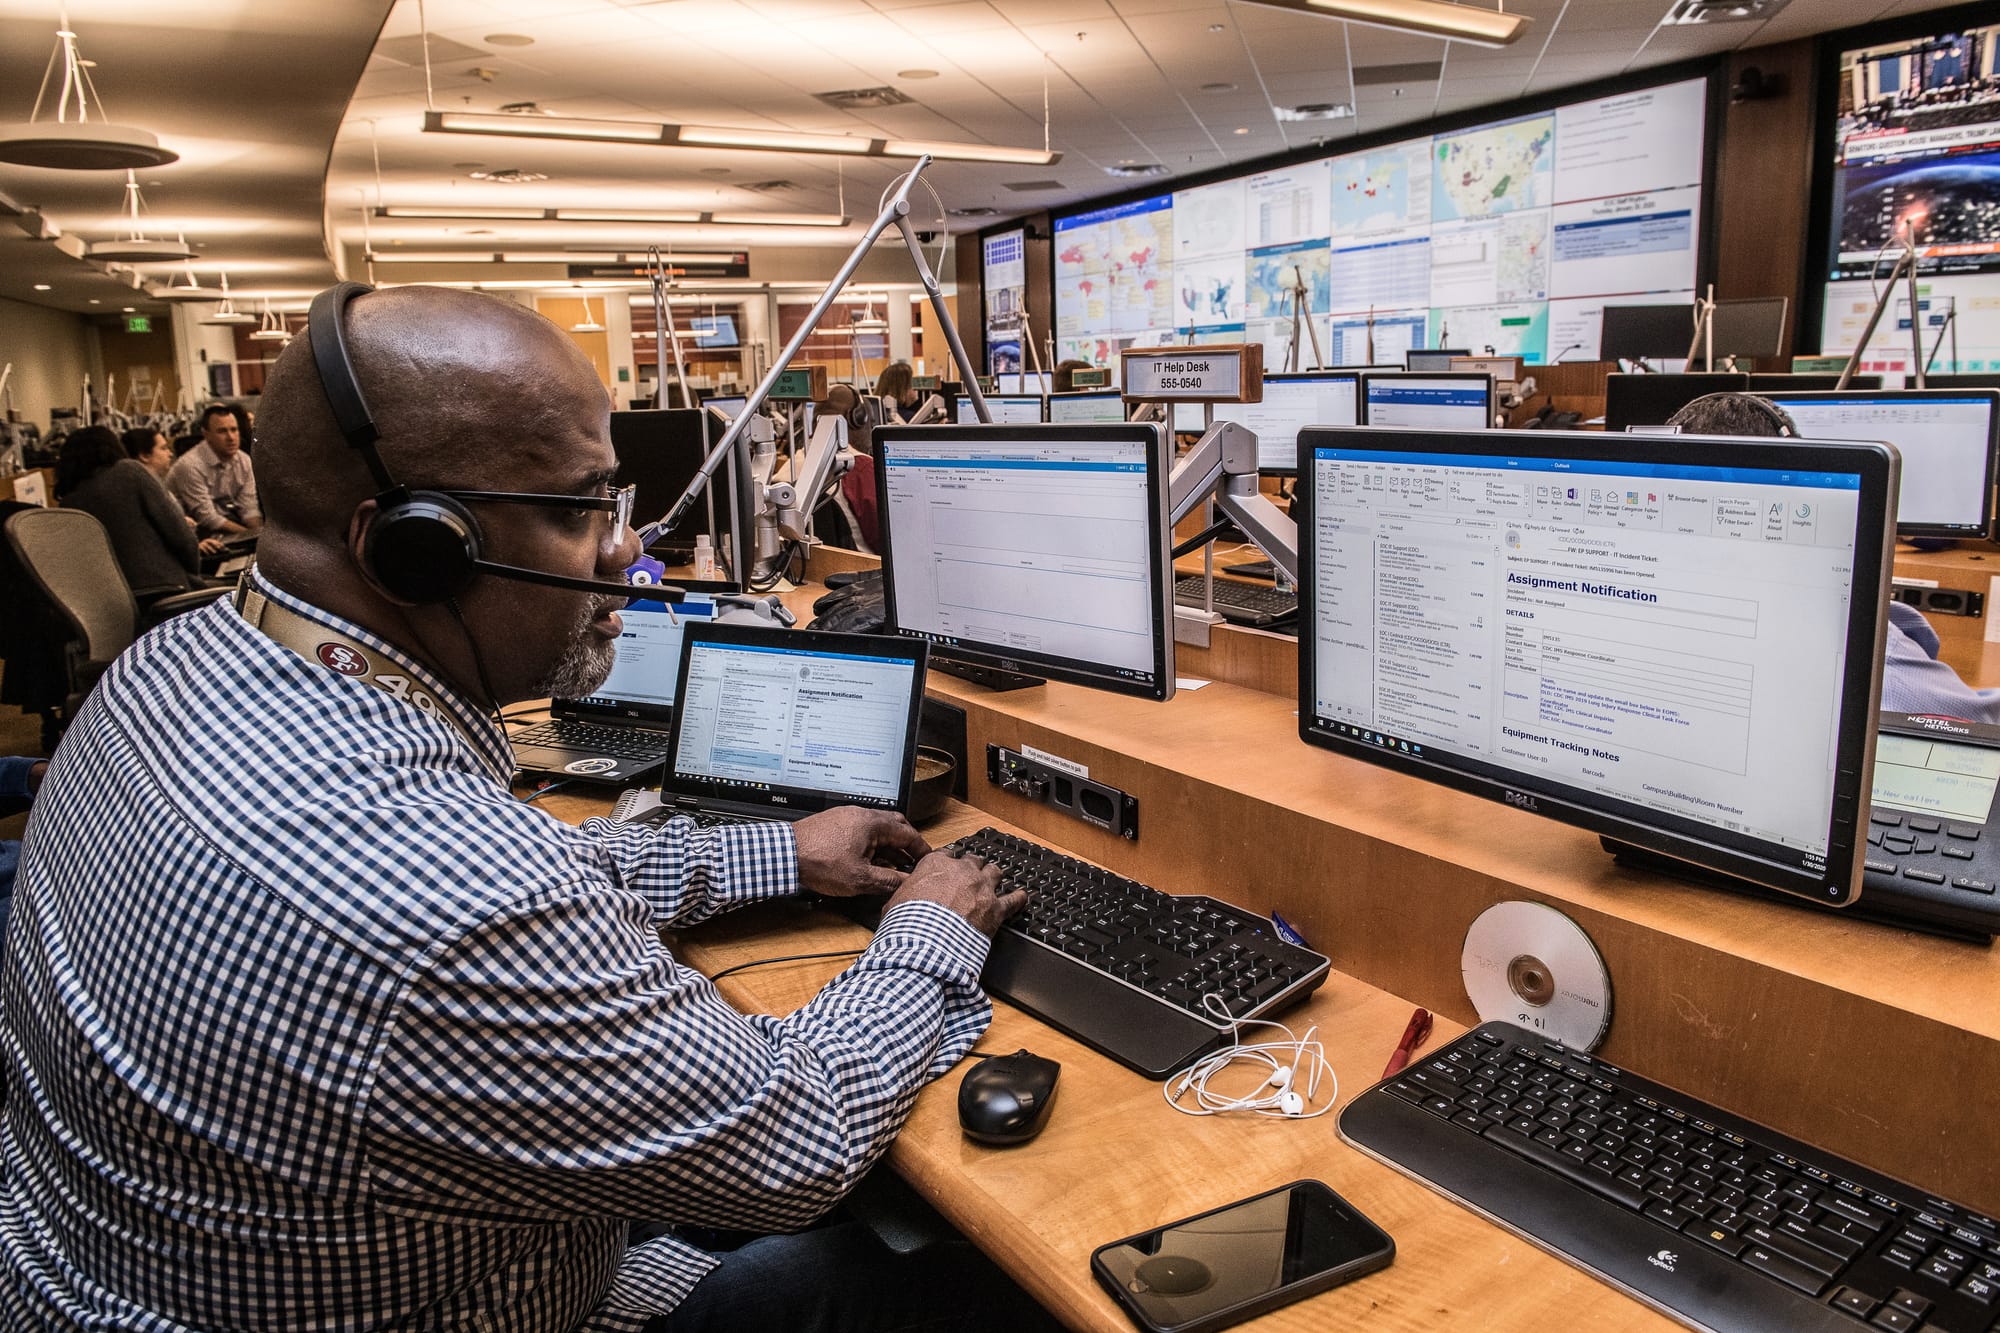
left=234, top=582, right=477, bottom=750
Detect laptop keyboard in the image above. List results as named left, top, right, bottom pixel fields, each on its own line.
left=512, top=719, right=672, bottom=761
left=634, top=807, right=765, bottom=829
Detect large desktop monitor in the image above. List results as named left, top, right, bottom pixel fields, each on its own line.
left=1600, top=304, right=1696, bottom=362
left=1211, top=372, right=1360, bottom=474
left=957, top=394, right=1045, bottom=425
left=1295, top=426, right=1898, bottom=906
left=873, top=422, right=1176, bottom=700
left=1406, top=349, right=1470, bottom=372
left=1758, top=390, right=2000, bottom=540
left=1360, top=373, right=1493, bottom=430
left=995, top=371, right=1053, bottom=396
left=609, top=408, right=747, bottom=563
left=1603, top=372, right=1748, bottom=432
left=1708, top=298, right=1788, bottom=361
left=1048, top=390, right=1127, bottom=424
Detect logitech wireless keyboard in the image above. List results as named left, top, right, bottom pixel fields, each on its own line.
left=1342, top=1020, right=2000, bottom=1331
left=947, top=827, right=1330, bottom=1079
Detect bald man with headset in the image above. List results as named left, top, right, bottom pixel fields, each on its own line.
left=0, top=285, right=1042, bottom=1331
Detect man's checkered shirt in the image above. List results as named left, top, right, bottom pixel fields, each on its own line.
left=1, top=570, right=992, bottom=1329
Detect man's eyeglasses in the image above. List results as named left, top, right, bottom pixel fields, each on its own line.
left=438, top=484, right=635, bottom=536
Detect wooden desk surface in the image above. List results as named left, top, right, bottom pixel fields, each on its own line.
left=537, top=788, right=1681, bottom=1333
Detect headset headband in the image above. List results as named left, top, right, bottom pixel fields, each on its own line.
left=307, top=281, right=396, bottom=492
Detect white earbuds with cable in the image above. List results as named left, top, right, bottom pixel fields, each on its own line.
left=1163, top=995, right=1338, bottom=1120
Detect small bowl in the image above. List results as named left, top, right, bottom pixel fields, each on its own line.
left=908, top=746, right=957, bottom=825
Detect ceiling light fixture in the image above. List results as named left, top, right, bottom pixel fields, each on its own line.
left=148, top=260, right=225, bottom=302
left=424, top=110, right=1060, bottom=166
left=249, top=299, right=290, bottom=342
left=85, top=171, right=198, bottom=263
left=571, top=297, right=605, bottom=333
left=374, top=205, right=847, bottom=227
left=199, top=274, right=255, bottom=325
left=0, top=17, right=178, bottom=169
left=1231, top=0, right=1529, bottom=46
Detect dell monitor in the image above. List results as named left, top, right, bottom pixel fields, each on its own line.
left=1212, top=372, right=1359, bottom=474
left=957, top=394, right=1045, bottom=425
left=1599, top=304, right=1697, bottom=363
left=1360, top=373, right=1493, bottom=430
left=1603, top=373, right=1750, bottom=432
left=1295, top=425, right=1898, bottom=906
left=1758, top=390, right=2000, bottom=541
left=1048, top=390, right=1127, bottom=424
left=707, top=395, right=748, bottom=421
left=874, top=422, right=1176, bottom=700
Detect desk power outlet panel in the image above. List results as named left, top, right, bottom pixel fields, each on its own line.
left=986, top=745, right=1139, bottom=840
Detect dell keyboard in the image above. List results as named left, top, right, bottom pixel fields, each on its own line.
left=945, top=827, right=1330, bottom=1079
left=1342, top=1021, right=2000, bottom=1332
left=1173, top=574, right=1298, bottom=628
left=511, top=719, right=673, bottom=761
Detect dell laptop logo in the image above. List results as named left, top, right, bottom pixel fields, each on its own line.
left=1504, top=789, right=1539, bottom=812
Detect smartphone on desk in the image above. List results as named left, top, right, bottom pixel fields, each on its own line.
left=1090, top=1179, right=1393, bottom=1333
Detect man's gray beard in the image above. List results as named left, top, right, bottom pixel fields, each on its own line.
left=532, top=596, right=619, bottom=700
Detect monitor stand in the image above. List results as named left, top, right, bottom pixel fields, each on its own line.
left=1600, top=837, right=1991, bottom=945
left=930, top=659, right=1045, bottom=692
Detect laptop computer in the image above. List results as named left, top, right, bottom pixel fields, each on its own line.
left=511, top=582, right=735, bottom=783
left=624, top=620, right=929, bottom=825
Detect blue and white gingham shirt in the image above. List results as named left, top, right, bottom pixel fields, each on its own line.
left=1, top=569, right=993, bottom=1330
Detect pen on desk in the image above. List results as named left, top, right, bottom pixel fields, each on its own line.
left=1382, top=1008, right=1433, bottom=1079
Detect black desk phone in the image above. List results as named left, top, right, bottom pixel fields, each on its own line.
left=1863, top=712, right=2000, bottom=941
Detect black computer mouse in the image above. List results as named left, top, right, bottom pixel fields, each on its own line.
left=957, top=1049, right=1061, bottom=1146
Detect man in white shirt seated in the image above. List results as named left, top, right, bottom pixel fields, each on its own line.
left=167, top=402, right=263, bottom=536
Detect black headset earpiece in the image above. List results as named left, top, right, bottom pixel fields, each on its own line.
left=308, top=281, right=483, bottom=604
left=304, top=281, right=646, bottom=604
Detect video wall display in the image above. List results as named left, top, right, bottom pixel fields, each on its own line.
left=1819, top=22, right=2000, bottom=377
left=982, top=228, right=1027, bottom=376
left=1050, top=76, right=1708, bottom=370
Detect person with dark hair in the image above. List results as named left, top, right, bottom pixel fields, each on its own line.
left=1667, top=391, right=2000, bottom=723
left=166, top=402, right=262, bottom=535
left=58, top=425, right=215, bottom=599
left=873, top=361, right=919, bottom=414
left=1051, top=358, right=1093, bottom=394
left=121, top=425, right=175, bottom=481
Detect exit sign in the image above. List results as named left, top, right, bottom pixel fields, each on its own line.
left=124, top=315, right=151, bottom=333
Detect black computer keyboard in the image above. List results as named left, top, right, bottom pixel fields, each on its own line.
left=512, top=719, right=673, bottom=761
left=945, top=827, right=1330, bottom=1079
left=1342, top=1021, right=2000, bottom=1332
left=1173, top=575, right=1297, bottom=627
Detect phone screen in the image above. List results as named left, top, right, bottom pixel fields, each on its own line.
left=1093, top=1181, right=1392, bottom=1333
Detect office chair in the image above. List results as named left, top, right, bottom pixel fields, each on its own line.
left=3, top=508, right=229, bottom=729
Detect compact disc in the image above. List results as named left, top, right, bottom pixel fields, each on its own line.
left=1461, top=900, right=1612, bottom=1051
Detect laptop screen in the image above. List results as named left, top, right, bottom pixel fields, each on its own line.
left=564, top=591, right=724, bottom=723
left=665, top=623, right=929, bottom=813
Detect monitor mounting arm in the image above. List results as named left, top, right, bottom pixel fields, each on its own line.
left=640, top=154, right=990, bottom=550
left=1167, top=420, right=1300, bottom=584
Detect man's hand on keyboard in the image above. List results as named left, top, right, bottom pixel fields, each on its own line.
left=885, top=851, right=1025, bottom=937
left=793, top=806, right=931, bottom=898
